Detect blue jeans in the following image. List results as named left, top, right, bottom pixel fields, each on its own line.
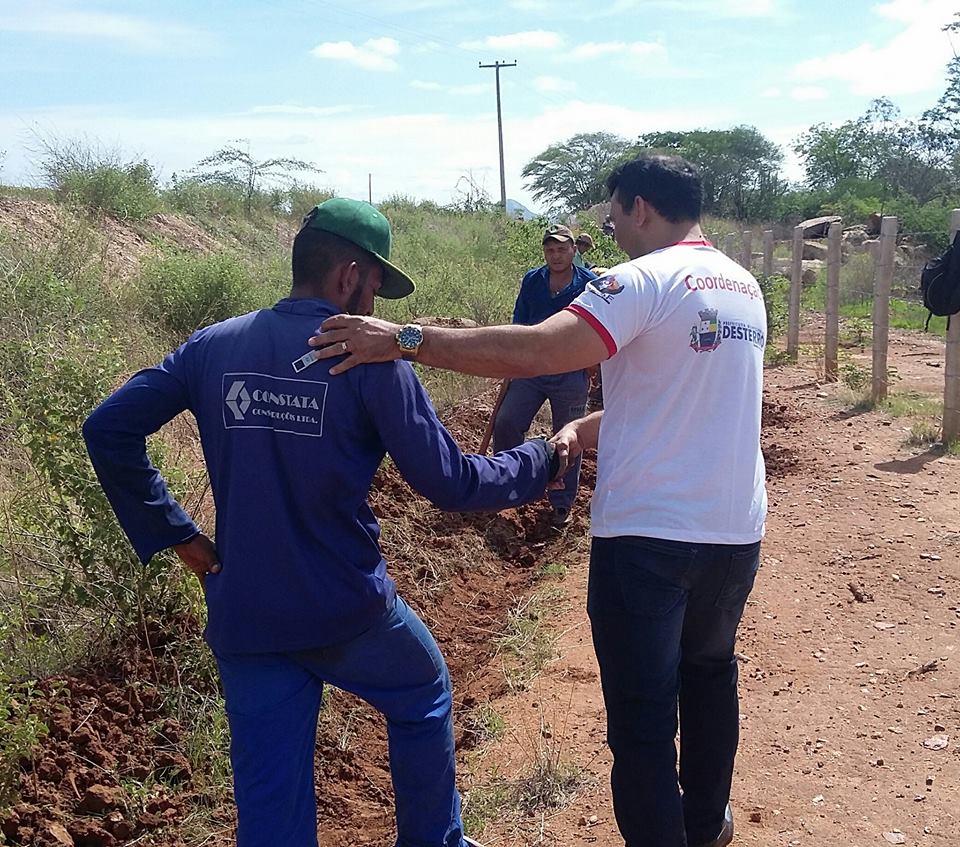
left=587, top=536, right=761, bottom=847
left=215, top=597, right=464, bottom=847
left=492, top=371, right=588, bottom=512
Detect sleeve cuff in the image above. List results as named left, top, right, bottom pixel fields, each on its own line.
left=565, top=304, right=618, bottom=358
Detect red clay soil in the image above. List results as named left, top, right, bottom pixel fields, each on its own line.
left=0, top=395, right=591, bottom=847
left=462, top=336, right=960, bottom=847
left=5, top=336, right=958, bottom=847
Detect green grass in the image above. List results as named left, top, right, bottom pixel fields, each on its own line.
left=835, top=298, right=947, bottom=333
left=798, top=254, right=948, bottom=335
left=462, top=772, right=512, bottom=838
left=495, top=589, right=563, bottom=691
left=881, top=392, right=942, bottom=418
left=905, top=420, right=942, bottom=447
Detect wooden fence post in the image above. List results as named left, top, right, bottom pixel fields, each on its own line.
left=871, top=216, right=898, bottom=405
left=942, top=209, right=960, bottom=443
left=762, top=230, right=774, bottom=277
left=824, top=221, right=842, bottom=382
left=787, top=226, right=803, bottom=357
left=723, top=233, right=736, bottom=259
left=741, top=231, right=753, bottom=270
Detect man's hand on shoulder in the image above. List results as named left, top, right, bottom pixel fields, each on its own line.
left=174, top=533, right=220, bottom=584
left=308, top=315, right=402, bottom=375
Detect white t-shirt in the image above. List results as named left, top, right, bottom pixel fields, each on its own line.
left=567, top=239, right=767, bottom=544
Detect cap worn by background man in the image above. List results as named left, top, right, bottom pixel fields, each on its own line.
left=300, top=198, right=416, bottom=299
left=542, top=223, right=575, bottom=245
left=575, top=233, right=595, bottom=249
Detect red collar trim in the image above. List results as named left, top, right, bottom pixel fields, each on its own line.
left=671, top=239, right=712, bottom=247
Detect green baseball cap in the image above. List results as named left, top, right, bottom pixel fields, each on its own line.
left=299, top=198, right=415, bottom=299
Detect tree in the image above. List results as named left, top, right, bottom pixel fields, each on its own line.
left=637, top=126, right=786, bottom=220
left=521, top=133, right=633, bottom=213
left=795, top=98, right=957, bottom=206
left=188, top=140, right=322, bottom=215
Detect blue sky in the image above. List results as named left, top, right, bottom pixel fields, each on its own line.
left=0, top=0, right=957, bottom=212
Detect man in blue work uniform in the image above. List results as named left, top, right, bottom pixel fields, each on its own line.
left=83, top=198, right=560, bottom=847
left=492, top=223, right=597, bottom=528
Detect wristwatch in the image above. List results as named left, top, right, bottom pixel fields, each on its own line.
left=396, top=323, right=424, bottom=360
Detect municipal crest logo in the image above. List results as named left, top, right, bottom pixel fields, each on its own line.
left=588, top=274, right=625, bottom=304
left=690, top=309, right=722, bottom=353
left=593, top=275, right=624, bottom=296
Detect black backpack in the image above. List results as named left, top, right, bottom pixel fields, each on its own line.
left=920, top=230, right=960, bottom=330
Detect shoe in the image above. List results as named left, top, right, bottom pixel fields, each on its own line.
left=463, top=837, right=486, bottom=847
left=549, top=506, right=571, bottom=528
left=690, top=804, right=733, bottom=847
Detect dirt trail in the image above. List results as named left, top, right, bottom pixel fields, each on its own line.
left=471, top=333, right=960, bottom=847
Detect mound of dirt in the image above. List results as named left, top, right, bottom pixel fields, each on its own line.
left=0, top=196, right=224, bottom=283
left=762, top=397, right=804, bottom=478
left=1, top=617, right=213, bottom=847
left=1, top=387, right=595, bottom=847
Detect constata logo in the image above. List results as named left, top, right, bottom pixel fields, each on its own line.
left=225, top=380, right=251, bottom=420
left=222, top=373, right=327, bottom=437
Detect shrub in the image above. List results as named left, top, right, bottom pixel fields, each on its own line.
left=36, top=136, right=159, bottom=220
left=0, top=673, right=46, bottom=808
left=756, top=273, right=789, bottom=342
left=137, top=251, right=268, bottom=338
left=0, top=330, right=186, bottom=662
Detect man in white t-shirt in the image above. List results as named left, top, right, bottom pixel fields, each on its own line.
left=306, top=155, right=766, bottom=847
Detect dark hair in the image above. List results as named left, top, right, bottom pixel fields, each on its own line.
left=606, top=154, right=702, bottom=223
left=291, top=227, right=380, bottom=289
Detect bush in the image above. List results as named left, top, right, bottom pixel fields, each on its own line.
left=137, top=251, right=271, bottom=338
left=0, top=223, right=115, bottom=337
left=0, top=330, right=184, bottom=654
left=756, top=273, right=789, bottom=344
left=0, top=674, right=46, bottom=808
left=36, top=137, right=159, bottom=220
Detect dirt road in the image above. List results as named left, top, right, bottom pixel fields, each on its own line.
left=471, top=336, right=960, bottom=847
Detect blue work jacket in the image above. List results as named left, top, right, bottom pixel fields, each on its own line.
left=512, top=264, right=598, bottom=326
left=83, top=298, right=553, bottom=653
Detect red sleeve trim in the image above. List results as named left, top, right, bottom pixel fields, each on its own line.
left=566, top=304, right=617, bottom=358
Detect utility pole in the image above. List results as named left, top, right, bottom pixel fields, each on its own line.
left=479, top=59, right=517, bottom=213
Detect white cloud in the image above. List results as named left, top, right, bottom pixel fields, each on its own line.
left=0, top=8, right=208, bottom=52
left=590, top=0, right=782, bottom=18
left=790, top=86, right=828, bottom=101
left=310, top=37, right=401, bottom=72
left=711, top=0, right=780, bottom=16
left=507, top=0, right=549, bottom=9
left=533, top=76, right=568, bottom=94
left=249, top=104, right=362, bottom=117
left=572, top=41, right=663, bottom=60
left=760, top=86, right=783, bottom=98
left=410, top=80, right=490, bottom=96
left=792, top=0, right=955, bottom=96
left=0, top=100, right=717, bottom=211
left=459, top=30, right=562, bottom=51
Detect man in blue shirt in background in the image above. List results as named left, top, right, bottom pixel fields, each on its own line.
left=83, top=198, right=560, bottom=847
left=492, top=224, right=597, bottom=528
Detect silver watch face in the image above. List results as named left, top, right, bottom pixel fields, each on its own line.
left=398, top=325, right=422, bottom=350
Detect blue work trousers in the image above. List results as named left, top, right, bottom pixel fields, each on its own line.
left=492, top=371, right=588, bottom=512
left=587, top=535, right=761, bottom=847
left=214, top=596, right=465, bottom=847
